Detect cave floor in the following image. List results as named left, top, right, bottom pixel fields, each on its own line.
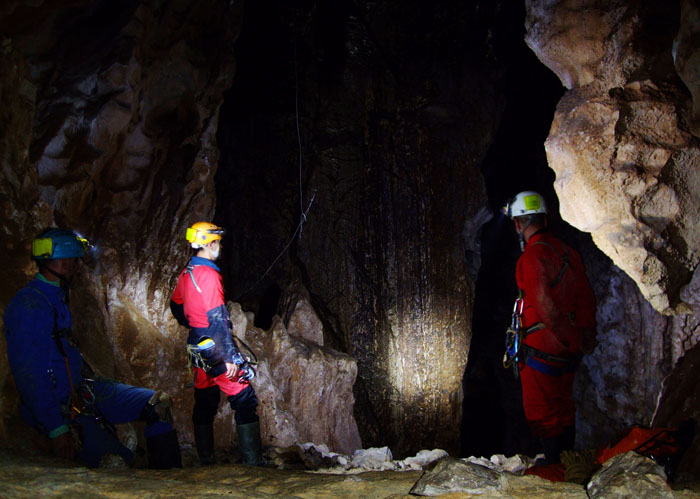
left=1, top=449, right=420, bottom=498
left=2, top=448, right=700, bottom=498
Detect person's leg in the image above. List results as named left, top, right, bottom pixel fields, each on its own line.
left=558, top=371, right=576, bottom=451
left=208, top=373, right=263, bottom=465
left=520, top=365, right=566, bottom=463
left=227, top=385, right=262, bottom=465
left=91, top=379, right=181, bottom=468
left=75, top=415, right=133, bottom=468
left=193, top=369, right=221, bottom=465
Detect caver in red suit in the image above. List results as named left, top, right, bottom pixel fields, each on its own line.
left=507, top=191, right=596, bottom=464
left=170, top=222, right=263, bottom=466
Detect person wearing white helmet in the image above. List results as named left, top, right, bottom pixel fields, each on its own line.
left=170, top=222, right=263, bottom=466
left=504, top=192, right=597, bottom=466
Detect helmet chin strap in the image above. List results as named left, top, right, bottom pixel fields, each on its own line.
left=42, top=265, right=73, bottom=292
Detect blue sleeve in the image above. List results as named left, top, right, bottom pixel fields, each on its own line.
left=169, top=300, right=189, bottom=327
left=205, top=305, right=240, bottom=364
left=4, top=291, right=70, bottom=435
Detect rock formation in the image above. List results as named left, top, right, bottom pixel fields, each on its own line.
left=526, top=0, right=700, bottom=315
left=524, top=0, right=700, bottom=477
left=214, top=1, right=506, bottom=457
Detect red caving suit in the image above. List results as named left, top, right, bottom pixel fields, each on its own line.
left=516, top=230, right=596, bottom=439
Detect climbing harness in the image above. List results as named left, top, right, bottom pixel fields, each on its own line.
left=186, top=336, right=258, bottom=381
left=502, top=293, right=576, bottom=378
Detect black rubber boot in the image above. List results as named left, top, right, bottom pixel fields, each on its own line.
left=237, top=421, right=263, bottom=466
left=194, top=424, right=216, bottom=465
left=146, top=429, right=182, bottom=469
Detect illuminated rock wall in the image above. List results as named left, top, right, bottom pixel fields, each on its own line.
left=214, top=1, right=506, bottom=457
left=0, top=0, right=239, bottom=442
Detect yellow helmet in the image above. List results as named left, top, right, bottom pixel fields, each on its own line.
left=186, top=222, right=225, bottom=249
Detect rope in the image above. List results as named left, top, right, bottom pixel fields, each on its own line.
left=294, top=31, right=305, bottom=233
left=233, top=191, right=316, bottom=301
left=232, top=28, right=315, bottom=301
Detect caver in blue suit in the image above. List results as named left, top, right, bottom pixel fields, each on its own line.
left=3, top=228, right=181, bottom=468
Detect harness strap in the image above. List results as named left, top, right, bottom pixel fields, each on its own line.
left=531, top=240, right=570, bottom=288
left=523, top=322, right=545, bottom=337
left=29, top=287, right=80, bottom=419
left=521, top=344, right=579, bottom=376
left=185, top=265, right=202, bottom=293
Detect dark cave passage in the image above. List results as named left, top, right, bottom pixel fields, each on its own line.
left=213, top=0, right=603, bottom=458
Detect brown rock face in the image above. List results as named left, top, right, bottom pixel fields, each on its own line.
left=546, top=81, right=700, bottom=314
left=0, top=0, right=241, bottom=444
left=1, top=0, right=508, bottom=459
left=525, top=0, right=700, bottom=474
left=526, top=0, right=698, bottom=315
left=675, top=0, right=700, bottom=137
left=215, top=1, right=507, bottom=457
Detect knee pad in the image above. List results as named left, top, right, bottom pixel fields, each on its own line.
left=193, top=386, right=220, bottom=425
left=140, top=390, right=174, bottom=426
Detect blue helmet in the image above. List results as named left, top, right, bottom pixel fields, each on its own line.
left=32, top=229, right=90, bottom=260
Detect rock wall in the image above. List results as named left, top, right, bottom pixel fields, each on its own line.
left=214, top=0, right=510, bottom=457
left=525, top=0, right=700, bottom=473
left=0, top=0, right=238, bottom=444
left=0, top=0, right=375, bottom=457
left=525, top=0, right=699, bottom=315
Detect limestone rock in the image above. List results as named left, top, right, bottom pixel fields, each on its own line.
left=587, top=451, right=673, bottom=498
left=410, top=457, right=507, bottom=496
left=227, top=310, right=362, bottom=456
left=351, top=446, right=393, bottom=471
left=410, top=457, right=588, bottom=497
left=216, top=1, right=501, bottom=458
left=286, top=298, right=324, bottom=346
left=546, top=81, right=699, bottom=314
left=525, top=1, right=677, bottom=91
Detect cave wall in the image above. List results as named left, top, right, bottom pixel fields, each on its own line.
left=215, top=1, right=512, bottom=457
left=526, top=0, right=700, bottom=315
left=1, top=0, right=504, bottom=458
left=3, top=0, right=699, bottom=470
left=0, top=0, right=241, bottom=443
left=524, top=0, right=700, bottom=475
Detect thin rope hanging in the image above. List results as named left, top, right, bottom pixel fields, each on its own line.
left=233, top=27, right=315, bottom=301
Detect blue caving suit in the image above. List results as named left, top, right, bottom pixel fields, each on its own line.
left=3, top=274, right=174, bottom=467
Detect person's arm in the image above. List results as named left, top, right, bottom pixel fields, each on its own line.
left=170, top=273, right=190, bottom=327
left=198, top=270, right=241, bottom=373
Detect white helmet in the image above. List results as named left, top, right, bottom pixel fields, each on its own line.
left=505, top=191, right=547, bottom=218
